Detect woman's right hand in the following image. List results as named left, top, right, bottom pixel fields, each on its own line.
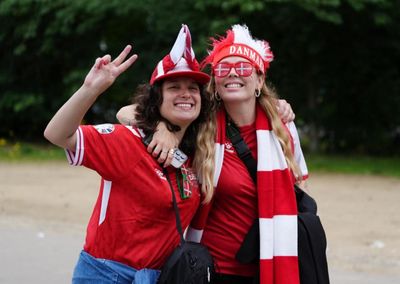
left=83, top=45, right=138, bottom=96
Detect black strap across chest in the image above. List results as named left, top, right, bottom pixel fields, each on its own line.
left=163, top=168, right=185, bottom=245
left=226, top=119, right=257, bottom=184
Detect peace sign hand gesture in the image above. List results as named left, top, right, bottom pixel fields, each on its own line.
left=83, top=45, right=138, bottom=96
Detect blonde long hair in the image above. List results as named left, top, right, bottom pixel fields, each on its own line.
left=192, top=93, right=217, bottom=203
left=206, top=78, right=302, bottom=183
left=258, top=83, right=302, bottom=182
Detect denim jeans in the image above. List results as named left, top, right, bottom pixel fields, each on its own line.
left=72, top=250, right=160, bottom=284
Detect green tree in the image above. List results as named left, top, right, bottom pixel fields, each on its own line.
left=1, top=0, right=399, bottom=155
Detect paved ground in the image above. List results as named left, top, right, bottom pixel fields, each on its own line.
left=1, top=162, right=400, bottom=283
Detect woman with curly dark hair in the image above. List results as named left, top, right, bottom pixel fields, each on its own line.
left=44, top=25, right=214, bottom=283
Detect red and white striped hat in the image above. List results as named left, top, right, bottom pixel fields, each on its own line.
left=202, top=24, right=274, bottom=74
left=150, top=24, right=210, bottom=85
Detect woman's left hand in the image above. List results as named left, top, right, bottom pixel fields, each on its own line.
left=147, top=121, right=179, bottom=167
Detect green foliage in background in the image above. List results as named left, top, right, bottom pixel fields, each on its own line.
left=1, top=140, right=399, bottom=178
left=0, top=0, right=399, bottom=156
left=307, top=154, right=400, bottom=177
left=0, top=139, right=65, bottom=161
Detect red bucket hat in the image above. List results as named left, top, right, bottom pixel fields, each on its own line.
left=150, top=24, right=210, bottom=85
left=202, top=24, right=274, bottom=74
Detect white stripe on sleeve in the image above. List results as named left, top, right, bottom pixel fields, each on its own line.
left=65, top=127, right=84, bottom=166
left=287, top=122, right=308, bottom=177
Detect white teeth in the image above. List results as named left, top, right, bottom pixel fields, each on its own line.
left=176, top=103, right=192, bottom=108
left=226, top=83, right=242, bottom=88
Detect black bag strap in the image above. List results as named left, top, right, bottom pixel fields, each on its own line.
left=226, top=120, right=261, bottom=279
left=226, top=119, right=257, bottom=184
left=226, top=119, right=259, bottom=264
left=163, top=168, right=185, bottom=245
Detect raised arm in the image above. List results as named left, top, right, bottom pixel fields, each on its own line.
left=44, top=45, right=138, bottom=151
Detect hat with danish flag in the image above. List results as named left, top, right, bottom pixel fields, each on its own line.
left=150, top=24, right=210, bottom=85
left=202, top=24, right=274, bottom=74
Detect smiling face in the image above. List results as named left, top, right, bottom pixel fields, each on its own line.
left=214, top=56, right=264, bottom=106
left=159, top=77, right=201, bottom=131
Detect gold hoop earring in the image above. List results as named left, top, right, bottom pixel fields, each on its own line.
left=255, top=89, right=261, bottom=98
left=214, top=91, right=221, bottom=101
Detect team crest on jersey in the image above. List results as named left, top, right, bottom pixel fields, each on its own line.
left=185, top=167, right=197, bottom=182
left=225, top=142, right=235, bottom=153
left=94, top=124, right=115, bottom=134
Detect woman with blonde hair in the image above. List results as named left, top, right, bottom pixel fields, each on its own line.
left=187, top=24, right=308, bottom=284
left=117, top=24, right=309, bottom=284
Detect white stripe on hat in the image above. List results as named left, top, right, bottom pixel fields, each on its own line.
left=170, top=26, right=187, bottom=64
left=150, top=24, right=209, bottom=85
left=156, top=61, right=164, bottom=78
left=166, top=58, right=192, bottom=73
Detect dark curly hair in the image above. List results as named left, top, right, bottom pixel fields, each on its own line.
left=132, top=81, right=214, bottom=155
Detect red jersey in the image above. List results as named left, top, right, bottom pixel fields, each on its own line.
left=65, top=124, right=201, bottom=269
left=200, top=122, right=309, bottom=276
left=201, top=123, right=259, bottom=276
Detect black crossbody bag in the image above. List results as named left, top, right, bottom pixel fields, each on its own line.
left=226, top=120, right=330, bottom=284
left=157, top=168, right=215, bottom=284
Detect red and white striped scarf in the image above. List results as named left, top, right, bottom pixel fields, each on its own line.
left=214, top=104, right=300, bottom=284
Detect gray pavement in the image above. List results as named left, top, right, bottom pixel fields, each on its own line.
left=0, top=220, right=399, bottom=284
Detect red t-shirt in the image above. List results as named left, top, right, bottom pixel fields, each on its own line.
left=201, top=123, right=259, bottom=276
left=66, top=124, right=201, bottom=269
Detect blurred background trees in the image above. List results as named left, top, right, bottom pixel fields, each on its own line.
left=1, top=0, right=399, bottom=155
